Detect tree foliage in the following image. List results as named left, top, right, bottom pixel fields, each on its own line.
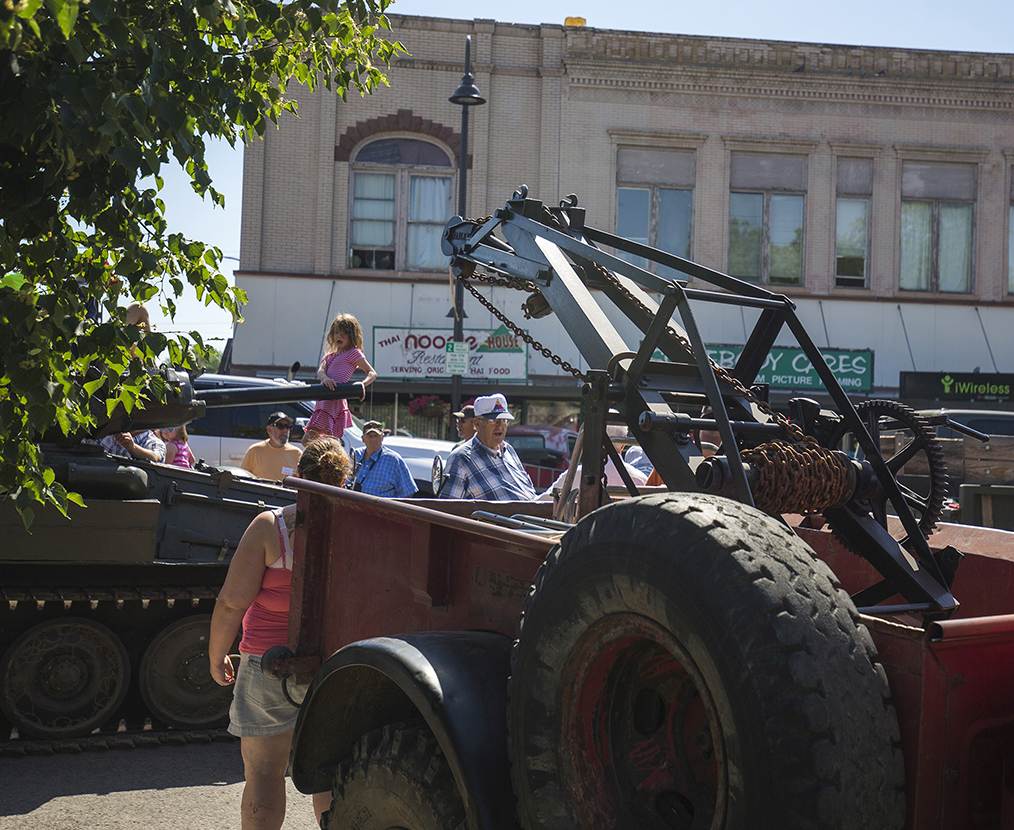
left=0, top=0, right=401, bottom=523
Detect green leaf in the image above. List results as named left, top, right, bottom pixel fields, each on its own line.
left=44, top=0, right=80, bottom=39
left=43, top=468, right=56, bottom=486
left=2, top=271, right=27, bottom=291
left=83, top=377, right=106, bottom=396
left=66, top=491, right=86, bottom=508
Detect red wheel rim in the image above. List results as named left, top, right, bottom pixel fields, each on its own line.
left=560, top=613, right=725, bottom=829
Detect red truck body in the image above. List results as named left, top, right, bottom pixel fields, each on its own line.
left=287, top=480, right=1014, bottom=830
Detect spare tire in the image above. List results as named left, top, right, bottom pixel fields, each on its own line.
left=508, top=493, right=905, bottom=829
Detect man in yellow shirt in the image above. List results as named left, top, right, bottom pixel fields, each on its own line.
left=240, top=412, right=303, bottom=481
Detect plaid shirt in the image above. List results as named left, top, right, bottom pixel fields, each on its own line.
left=439, top=434, right=536, bottom=501
left=351, top=446, right=417, bottom=498
left=100, top=430, right=166, bottom=462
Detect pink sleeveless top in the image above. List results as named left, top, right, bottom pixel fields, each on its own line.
left=305, top=348, right=363, bottom=437
left=239, top=508, right=294, bottom=656
left=169, top=438, right=194, bottom=469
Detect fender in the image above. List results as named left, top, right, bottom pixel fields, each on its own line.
left=290, top=630, right=514, bottom=830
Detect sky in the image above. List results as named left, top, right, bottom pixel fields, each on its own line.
left=160, top=0, right=1014, bottom=344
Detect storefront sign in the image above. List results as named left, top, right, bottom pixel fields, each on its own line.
left=900, top=371, right=1014, bottom=403
left=373, top=326, right=528, bottom=382
left=706, top=344, right=874, bottom=393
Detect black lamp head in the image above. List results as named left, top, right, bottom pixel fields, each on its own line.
left=450, top=75, right=485, bottom=106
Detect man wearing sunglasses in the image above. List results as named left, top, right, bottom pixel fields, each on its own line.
left=240, top=411, right=303, bottom=482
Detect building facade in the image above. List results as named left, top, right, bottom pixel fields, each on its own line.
left=234, top=15, right=1014, bottom=416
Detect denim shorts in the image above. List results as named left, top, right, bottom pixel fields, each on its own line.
left=227, top=653, right=308, bottom=738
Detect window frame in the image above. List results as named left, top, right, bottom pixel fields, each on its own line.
left=614, top=182, right=695, bottom=273
left=834, top=196, right=871, bottom=289
left=347, top=137, right=454, bottom=273
left=728, top=188, right=806, bottom=286
left=899, top=197, right=975, bottom=294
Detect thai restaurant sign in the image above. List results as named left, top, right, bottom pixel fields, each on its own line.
left=373, top=327, right=528, bottom=382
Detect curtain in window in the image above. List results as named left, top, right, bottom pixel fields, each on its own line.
left=768, top=194, right=804, bottom=284
left=938, top=204, right=972, bottom=293
left=617, top=187, right=651, bottom=269
left=900, top=201, right=932, bottom=290
left=728, top=193, right=763, bottom=280
left=406, top=176, right=451, bottom=270
left=351, top=173, right=395, bottom=247
left=835, top=198, right=868, bottom=279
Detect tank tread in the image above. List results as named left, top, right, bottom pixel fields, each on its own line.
left=0, top=728, right=235, bottom=757
left=2, top=585, right=218, bottom=610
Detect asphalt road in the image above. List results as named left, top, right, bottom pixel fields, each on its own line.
left=0, top=741, right=317, bottom=829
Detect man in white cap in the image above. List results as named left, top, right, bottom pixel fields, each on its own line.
left=439, top=393, right=536, bottom=500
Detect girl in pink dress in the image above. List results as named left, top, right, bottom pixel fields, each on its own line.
left=304, top=313, right=377, bottom=443
left=161, top=425, right=195, bottom=469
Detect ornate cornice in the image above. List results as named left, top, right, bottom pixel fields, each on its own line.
left=565, top=63, right=1014, bottom=112
left=563, top=29, right=1014, bottom=85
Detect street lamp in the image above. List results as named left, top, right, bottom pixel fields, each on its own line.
left=449, top=34, right=486, bottom=420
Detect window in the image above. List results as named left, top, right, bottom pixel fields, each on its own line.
left=835, top=158, right=873, bottom=288
left=349, top=138, right=453, bottom=272
left=728, top=152, right=806, bottom=285
left=615, top=147, right=694, bottom=278
left=899, top=161, right=975, bottom=293
left=1009, top=174, right=1014, bottom=294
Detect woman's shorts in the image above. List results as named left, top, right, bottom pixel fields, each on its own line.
left=227, top=653, right=308, bottom=738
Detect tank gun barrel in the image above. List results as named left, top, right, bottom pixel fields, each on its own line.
left=195, top=382, right=365, bottom=409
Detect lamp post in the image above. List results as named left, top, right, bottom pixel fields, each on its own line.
left=448, top=35, right=486, bottom=420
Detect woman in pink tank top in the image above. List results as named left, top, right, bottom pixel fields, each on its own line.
left=209, top=437, right=351, bottom=830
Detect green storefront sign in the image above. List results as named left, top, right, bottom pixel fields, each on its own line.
left=706, top=344, right=874, bottom=393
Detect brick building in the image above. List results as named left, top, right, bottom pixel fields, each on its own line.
left=233, top=14, right=1014, bottom=417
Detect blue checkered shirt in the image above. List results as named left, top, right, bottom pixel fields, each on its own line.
left=439, top=435, right=536, bottom=501
left=351, top=446, right=418, bottom=498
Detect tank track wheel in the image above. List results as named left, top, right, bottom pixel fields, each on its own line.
left=138, top=614, right=233, bottom=729
left=0, top=617, right=130, bottom=739
left=827, top=400, right=948, bottom=548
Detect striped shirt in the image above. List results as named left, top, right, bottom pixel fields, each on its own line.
left=351, top=446, right=417, bottom=498
left=439, top=434, right=536, bottom=501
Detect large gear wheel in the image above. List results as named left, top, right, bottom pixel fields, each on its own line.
left=826, top=400, right=948, bottom=548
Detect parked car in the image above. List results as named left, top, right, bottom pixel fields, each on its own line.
left=188, top=374, right=455, bottom=494
left=506, top=426, right=577, bottom=491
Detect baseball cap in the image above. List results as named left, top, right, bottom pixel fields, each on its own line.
left=452, top=404, right=476, bottom=419
left=474, top=393, right=515, bottom=421
left=266, top=411, right=293, bottom=427
left=362, top=420, right=386, bottom=436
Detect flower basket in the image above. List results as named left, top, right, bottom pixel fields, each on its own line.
left=408, top=395, right=449, bottom=419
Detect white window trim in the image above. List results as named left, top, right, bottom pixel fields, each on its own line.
left=346, top=135, right=455, bottom=273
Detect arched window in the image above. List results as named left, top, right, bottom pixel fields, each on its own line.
left=349, top=137, right=453, bottom=271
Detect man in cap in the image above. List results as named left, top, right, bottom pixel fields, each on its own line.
left=451, top=403, right=477, bottom=446
left=240, top=411, right=303, bottom=481
left=350, top=421, right=417, bottom=498
left=439, top=393, right=536, bottom=500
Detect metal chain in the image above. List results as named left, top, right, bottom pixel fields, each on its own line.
left=460, top=277, right=588, bottom=380
left=455, top=208, right=853, bottom=513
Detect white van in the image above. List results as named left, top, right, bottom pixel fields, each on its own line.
left=189, top=373, right=454, bottom=494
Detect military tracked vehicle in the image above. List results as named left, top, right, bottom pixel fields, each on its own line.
left=0, top=367, right=363, bottom=751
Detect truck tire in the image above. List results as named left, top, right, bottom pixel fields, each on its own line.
left=323, top=723, right=466, bottom=830
left=509, top=493, right=905, bottom=830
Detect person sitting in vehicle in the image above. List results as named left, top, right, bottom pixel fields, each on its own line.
left=240, top=412, right=302, bottom=481
left=539, top=424, right=648, bottom=501
left=100, top=429, right=166, bottom=463
left=439, top=393, right=536, bottom=501
left=451, top=403, right=476, bottom=446
left=350, top=421, right=417, bottom=498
